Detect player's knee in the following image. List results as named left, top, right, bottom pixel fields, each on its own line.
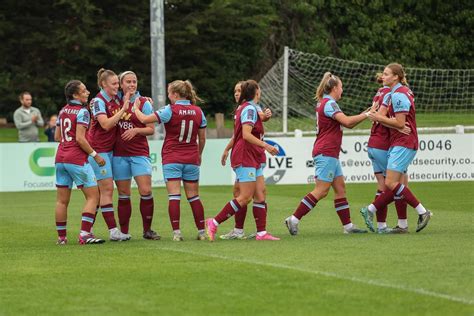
left=313, top=186, right=329, bottom=200
left=237, top=195, right=252, bottom=206
left=384, top=180, right=397, bottom=191
left=56, top=199, right=69, bottom=208
left=138, top=187, right=152, bottom=197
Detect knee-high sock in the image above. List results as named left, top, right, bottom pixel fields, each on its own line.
left=374, top=190, right=388, bottom=223
left=215, top=199, right=241, bottom=224
left=234, top=204, right=248, bottom=229
left=81, top=212, right=95, bottom=234
left=118, top=195, right=132, bottom=234
left=188, top=195, right=205, bottom=230
left=100, top=203, right=117, bottom=230
left=335, top=198, right=351, bottom=226
left=293, top=193, right=318, bottom=220
left=140, top=194, right=154, bottom=232
left=168, top=194, right=181, bottom=231
left=56, top=221, right=67, bottom=238
left=253, top=201, right=267, bottom=233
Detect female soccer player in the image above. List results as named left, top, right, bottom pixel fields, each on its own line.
left=135, top=80, right=207, bottom=241
left=367, top=73, right=410, bottom=233
left=55, top=80, right=106, bottom=245
left=361, top=63, right=432, bottom=233
left=87, top=68, right=130, bottom=241
left=113, top=71, right=160, bottom=240
left=220, top=81, right=272, bottom=240
left=206, top=80, right=280, bottom=241
left=284, top=72, right=369, bottom=235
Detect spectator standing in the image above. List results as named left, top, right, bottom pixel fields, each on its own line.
left=13, top=92, right=44, bottom=142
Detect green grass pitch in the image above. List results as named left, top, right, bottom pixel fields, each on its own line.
left=1, top=182, right=473, bottom=315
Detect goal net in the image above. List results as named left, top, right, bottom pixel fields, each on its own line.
left=259, top=48, right=474, bottom=134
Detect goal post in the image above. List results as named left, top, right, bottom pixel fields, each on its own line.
left=259, top=47, right=474, bottom=135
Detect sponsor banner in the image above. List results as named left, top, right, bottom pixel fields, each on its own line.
left=0, top=140, right=233, bottom=192
left=262, top=134, right=474, bottom=184
left=0, top=134, right=472, bottom=192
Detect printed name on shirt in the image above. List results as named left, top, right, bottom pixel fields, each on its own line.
left=179, top=109, right=196, bottom=116
left=62, top=108, right=81, bottom=115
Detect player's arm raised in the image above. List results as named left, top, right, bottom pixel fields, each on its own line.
left=134, top=104, right=159, bottom=124
left=122, top=99, right=155, bottom=141
left=95, top=92, right=130, bottom=131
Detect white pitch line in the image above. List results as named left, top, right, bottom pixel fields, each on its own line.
left=157, top=246, right=474, bottom=306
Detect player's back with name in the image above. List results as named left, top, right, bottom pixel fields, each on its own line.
left=55, top=103, right=89, bottom=165
left=161, top=102, right=206, bottom=165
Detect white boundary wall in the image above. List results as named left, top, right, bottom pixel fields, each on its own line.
left=0, top=134, right=472, bottom=192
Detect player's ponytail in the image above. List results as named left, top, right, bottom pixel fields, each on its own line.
left=97, top=68, right=117, bottom=89
left=386, top=63, right=409, bottom=86
left=375, top=72, right=383, bottom=84
left=184, top=80, right=203, bottom=105
left=64, top=80, right=83, bottom=103
left=238, top=80, right=259, bottom=105
left=169, top=80, right=203, bottom=104
left=315, top=72, right=340, bottom=101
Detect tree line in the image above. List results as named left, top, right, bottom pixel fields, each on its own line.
left=1, top=0, right=472, bottom=120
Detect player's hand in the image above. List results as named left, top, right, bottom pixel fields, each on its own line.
left=122, top=92, right=132, bottom=111
left=370, top=101, right=379, bottom=112
left=31, top=115, right=38, bottom=123
left=265, top=143, right=279, bottom=156
left=367, top=111, right=379, bottom=122
left=398, top=123, right=411, bottom=135
left=264, top=108, right=272, bottom=119
left=122, top=128, right=138, bottom=141
left=146, top=97, right=154, bottom=105
left=131, top=98, right=140, bottom=113
left=198, top=154, right=202, bottom=166
left=221, top=150, right=229, bottom=166
left=94, top=155, right=106, bottom=167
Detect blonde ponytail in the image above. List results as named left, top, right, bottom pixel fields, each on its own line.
left=315, top=72, right=340, bottom=101
left=168, top=80, right=203, bottom=104
left=386, top=63, right=409, bottom=86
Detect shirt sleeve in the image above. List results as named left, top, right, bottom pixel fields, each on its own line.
left=323, top=101, right=342, bottom=119
left=381, top=92, right=391, bottom=107
left=154, top=105, right=172, bottom=124
left=241, top=105, right=258, bottom=125
left=200, top=109, right=207, bottom=128
left=142, top=101, right=153, bottom=115
left=77, top=108, right=91, bottom=126
left=90, top=98, right=106, bottom=116
left=391, top=92, right=411, bottom=113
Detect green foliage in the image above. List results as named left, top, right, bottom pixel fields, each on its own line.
left=0, top=0, right=472, bottom=120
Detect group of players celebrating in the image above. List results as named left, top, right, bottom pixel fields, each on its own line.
left=54, top=62, right=431, bottom=245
